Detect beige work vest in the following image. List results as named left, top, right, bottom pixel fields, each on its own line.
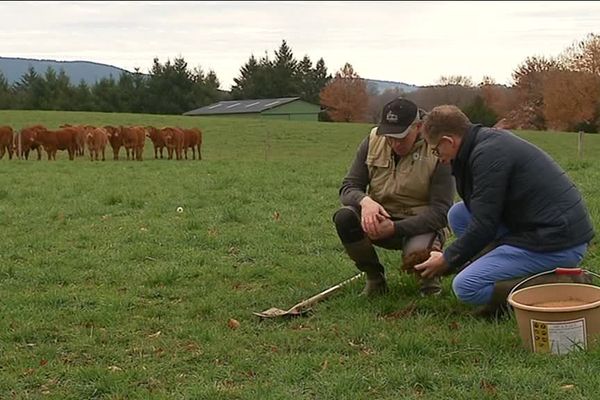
left=366, top=127, right=439, bottom=219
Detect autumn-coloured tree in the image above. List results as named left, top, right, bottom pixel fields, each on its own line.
left=437, top=75, right=474, bottom=87
left=319, top=63, right=369, bottom=122
left=542, top=70, right=600, bottom=131
left=512, top=55, right=561, bottom=103
left=478, top=78, right=518, bottom=120
left=561, top=33, right=600, bottom=75
left=509, top=56, right=562, bottom=129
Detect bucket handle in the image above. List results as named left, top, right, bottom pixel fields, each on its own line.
left=508, top=268, right=600, bottom=303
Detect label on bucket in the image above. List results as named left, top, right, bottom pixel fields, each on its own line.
left=530, top=318, right=587, bottom=355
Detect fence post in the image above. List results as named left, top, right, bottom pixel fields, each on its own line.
left=264, top=126, right=270, bottom=161
left=578, top=130, right=584, bottom=158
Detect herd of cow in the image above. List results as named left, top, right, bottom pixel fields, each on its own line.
left=0, top=124, right=203, bottom=161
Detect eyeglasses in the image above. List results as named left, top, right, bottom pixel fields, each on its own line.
left=430, top=136, right=450, bottom=157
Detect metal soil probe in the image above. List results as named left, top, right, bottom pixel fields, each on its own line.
left=253, top=272, right=365, bottom=319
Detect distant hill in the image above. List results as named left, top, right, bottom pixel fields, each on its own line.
left=0, top=57, right=130, bottom=85
left=365, top=79, right=420, bottom=94
left=0, top=57, right=421, bottom=96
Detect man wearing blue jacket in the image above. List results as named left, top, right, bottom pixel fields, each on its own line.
left=415, top=105, right=595, bottom=316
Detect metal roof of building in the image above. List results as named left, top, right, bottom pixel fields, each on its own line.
left=183, top=97, right=302, bottom=115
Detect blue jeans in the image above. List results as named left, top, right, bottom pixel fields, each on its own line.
left=447, top=202, right=588, bottom=305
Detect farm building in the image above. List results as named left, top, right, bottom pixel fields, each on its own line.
left=183, top=97, right=321, bottom=121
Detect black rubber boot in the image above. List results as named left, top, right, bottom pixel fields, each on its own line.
left=472, top=278, right=523, bottom=320
left=343, top=238, right=388, bottom=297
left=360, top=272, right=388, bottom=297
left=419, top=276, right=442, bottom=297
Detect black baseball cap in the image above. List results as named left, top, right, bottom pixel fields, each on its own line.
left=376, top=98, right=421, bottom=139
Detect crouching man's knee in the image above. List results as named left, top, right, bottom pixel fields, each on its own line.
left=333, top=207, right=364, bottom=243
left=451, top=272, right=492, bottom=305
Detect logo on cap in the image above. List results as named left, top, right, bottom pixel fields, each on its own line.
left=386, top=110, right=398, bottom=123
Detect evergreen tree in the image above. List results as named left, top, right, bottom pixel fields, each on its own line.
left=13, top=67, right=42, bottom=109
left=92, top=76, right=119, bottom=112
left=297, top=55, right=314, bottom=102
left=55, top=69, right=75, bottom=110
left=72, top=80, right=94, bottom=111
left=191, top=67, right=221, bottom=108
left=232, top=42, right=329, bottom=102
left=231, top=54, right=260, bottom=99
left=312, top=58, right=331, bottom=104
left=271, top=40, right=299, bottom=96
left=0, top=71, right=11, bottom=109
left=254, top=53, right=275, bottom=97
left=38, top=67, right=74, bottom=110
left=116, top=72, right=136, bottom=112
left=231, top=53, right=275, bottom=99
left=146, top=57, right=195, bottom=114
left=463, top=95, right=498, bottom=127
left=300, top=56, right=332, bottom=104
left=130, top=67, right=149, bottom=113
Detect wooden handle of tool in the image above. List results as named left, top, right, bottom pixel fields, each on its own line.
left=289, top=272, right=365, bottom=312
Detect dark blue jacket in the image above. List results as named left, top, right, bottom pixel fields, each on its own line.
left=444, top=125, right=595, bottom=270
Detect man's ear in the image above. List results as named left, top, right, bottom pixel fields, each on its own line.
left=444, top=135, right=457, bottom=149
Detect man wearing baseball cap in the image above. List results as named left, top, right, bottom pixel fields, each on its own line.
left=333, top=98, right=455, bottom=297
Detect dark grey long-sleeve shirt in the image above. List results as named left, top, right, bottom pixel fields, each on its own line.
left=339, top=136, right=455, bottom=237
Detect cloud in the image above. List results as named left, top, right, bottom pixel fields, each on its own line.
left=1, top=1, right=599, bottom=89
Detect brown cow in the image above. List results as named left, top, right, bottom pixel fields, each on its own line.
left=162, top=127, right=185, bottom=160
left=0, top=126, right=14, bottom=160
left=146, top=126, right=166, bottom=159
left=34, top=127, right=78, bottom=160
left=17, top=125, right=45, bottom=160
left=104, top=126, right=123, bottom=160
left=59, top=124, right=85, bottom=156
left=85, top=127, right=109, bottom=161
left=121, top=126, right=146, bottom=161
left=182, top=127, right=203, bottom=160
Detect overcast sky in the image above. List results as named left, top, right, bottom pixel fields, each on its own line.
left=1, top=1, right=599, bottom=90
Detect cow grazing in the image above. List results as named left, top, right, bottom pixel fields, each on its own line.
left=104, top=126, right=123, bottom=160
left=121, top=126, right=146, bottom=161
left=162, top=127, right=185, bottom=160
left=182, top=127, right=203, bottom=160
left=85, top=127, right=109, bottom=161
left=18, top=125, right=46, bottom=160
left=146, top=126, right=166, bottom=159
left=34, top=127, right=79, bottom=160
left=0, top=126, right=14, bottom=160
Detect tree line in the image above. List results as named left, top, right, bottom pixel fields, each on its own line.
left=0, top=40, right=332, bottom=116
left=320, top=33, right=600, bottom=132
left=0, top=57, right=222, bottom=115
left=1, top=35, right=599, bottom=132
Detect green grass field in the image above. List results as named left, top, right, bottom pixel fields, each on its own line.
left=0, top=110, right=599, bottom=399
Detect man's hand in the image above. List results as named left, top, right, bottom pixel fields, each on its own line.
left=360, top=196, right=391, bottom=237
left=366, top=216, right=395, bottom=241
left=414, top=250, right=449, bottom=278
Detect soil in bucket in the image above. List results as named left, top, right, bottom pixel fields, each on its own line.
left=508, top=283, right=600, bottom=355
